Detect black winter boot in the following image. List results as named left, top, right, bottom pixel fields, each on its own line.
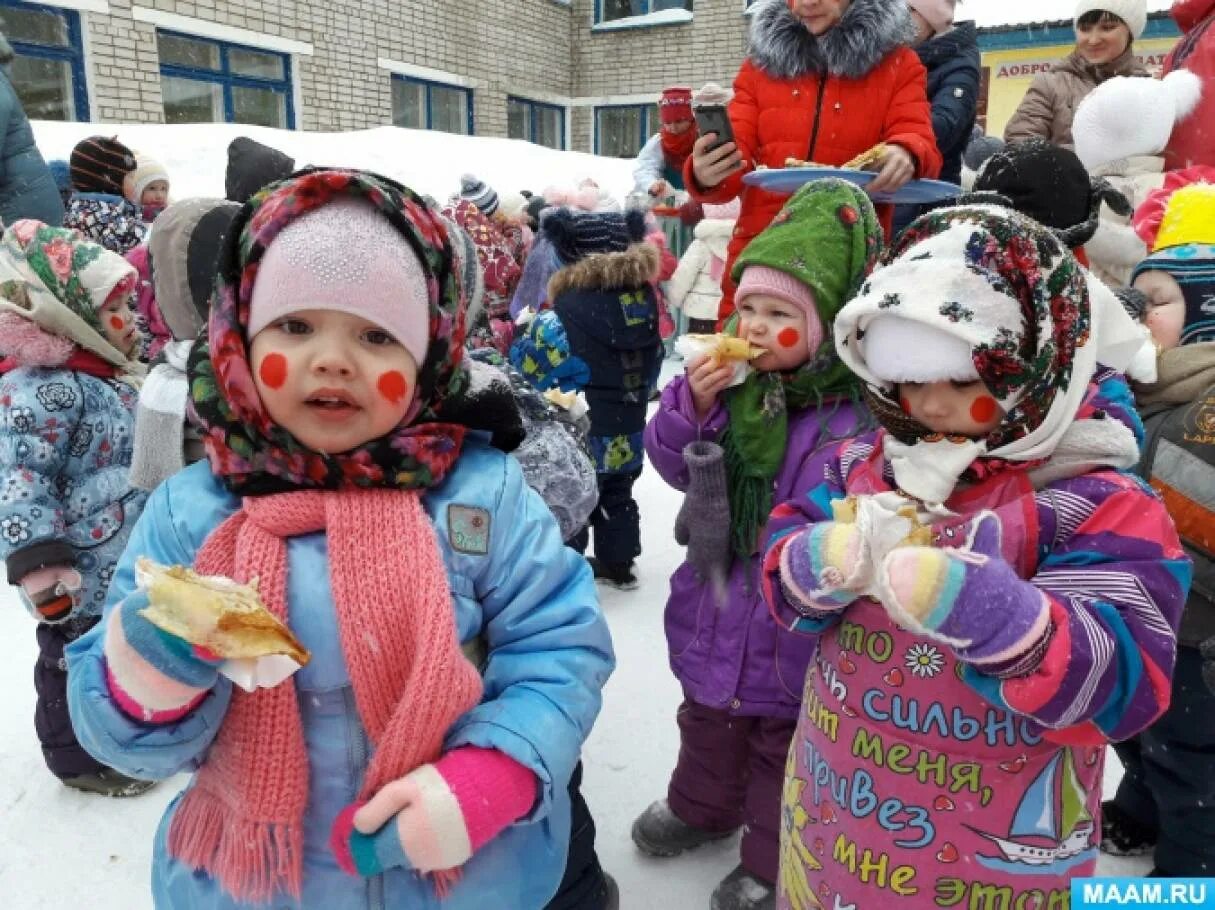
left=62, top=769, right=158, bottom=798
left=631, top=798, right=735, bottom=857
left=1100, top=800, right=1157, bottom=856
left=589, top=557, right=638, bottom=591
left=710, top=865, right=775, bottom=910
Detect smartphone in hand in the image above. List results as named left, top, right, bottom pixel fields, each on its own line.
left=694, top=104, right=735, bottom=154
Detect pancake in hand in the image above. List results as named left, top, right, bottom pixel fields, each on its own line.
left=135, top=558, right=310, bottom=666
left=841, top=143, right=889, bottom=171
left=684, top=333, right=766, bottom=363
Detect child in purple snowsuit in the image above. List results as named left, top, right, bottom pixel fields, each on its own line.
left=637, top=179, right=882, bottom=910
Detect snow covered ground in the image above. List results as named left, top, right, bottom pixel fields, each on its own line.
left=0, top=361, right=1151, bottom=910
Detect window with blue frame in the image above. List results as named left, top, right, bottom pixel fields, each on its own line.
left=596, top=0, right=692, bottom=23
left=156, top=30, right=293, bottom=129
left=391, top=75, right=473, bottom=136
left=594, top=103, right=658, bottom=158
left=507, top=97, right=564, bottom=150
left=0, top=0, right=87, bottom=120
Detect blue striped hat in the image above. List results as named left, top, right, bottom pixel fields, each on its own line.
left=542, top=207, right=647, bottom=265
left=1132, top=243, right=1215, bottom=347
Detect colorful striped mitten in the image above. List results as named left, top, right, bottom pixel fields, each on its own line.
left=778, top=521, right=868, bottom=616
left=331, top=746, right=537, bottom=877
left=103, top=590, right=224, bottom=723
left=878, top=512, right=1052, bottom=674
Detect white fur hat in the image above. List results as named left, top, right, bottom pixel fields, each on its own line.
left=1074, top=0, right=1148, bottom=39
left=125, top=151, right=169, bottom=204
left=862, top=316, right=980, bottom=384
left=498, top=190, right=528, bottom=220
left=860, top=315, right=981, bottom=383
left=1073, top=70, right=1203, bottom=170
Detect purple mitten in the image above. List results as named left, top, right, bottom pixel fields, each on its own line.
left=879, top=512, right=1052, bottom=676
left=675, top=441, right=732, bottom=586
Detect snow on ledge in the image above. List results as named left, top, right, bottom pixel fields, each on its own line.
left=30, top=120, right=636, bottom=210
left=591, top=8, right=694, bottom=32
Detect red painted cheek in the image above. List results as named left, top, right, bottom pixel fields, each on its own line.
left=258, top=352, right=288, bottom=390
left=109, top=315, right=125, bottom=331
left=969, top=395, right=998, bottom=424
left=899, top=396, right=912, bottom=415
left=377, top=370, right=409, bottom=405
left=777, top=328, right=800, bottom=349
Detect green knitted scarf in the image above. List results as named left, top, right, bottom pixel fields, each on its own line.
left=721, top=352, right=859, bottom=558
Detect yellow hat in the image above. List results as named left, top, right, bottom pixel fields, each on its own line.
left=1153, top=182, right=1215, bottom=252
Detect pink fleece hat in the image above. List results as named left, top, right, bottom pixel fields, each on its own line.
left=735, top=265, right=825, bottom=349
left=907, top=0, right=957, bottom=34
left=248, top=196, right=430, bottom=366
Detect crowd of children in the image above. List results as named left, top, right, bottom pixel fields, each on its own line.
left=3, top=10, right=1215, bottom=900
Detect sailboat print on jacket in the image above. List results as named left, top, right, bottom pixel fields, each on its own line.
left=968, top=749, right=1098, bottom=875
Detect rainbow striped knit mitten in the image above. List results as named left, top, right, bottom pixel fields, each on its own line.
left=779, top=520, right=868, bottom=617
left=878, top=511, right=1052, bottom=674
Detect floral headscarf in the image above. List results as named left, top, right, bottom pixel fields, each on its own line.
left=188, top=169, right=521, bottom=495
left=0, top=220, right=134, bottom=332
left=0, top=220, right=141, bottom=373
left=835, top=204, right=1137, bottom=507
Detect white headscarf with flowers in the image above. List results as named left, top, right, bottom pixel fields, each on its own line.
left=834, top=205, right=1142, bottom=510
left=0, top=219, right=143, bottom=374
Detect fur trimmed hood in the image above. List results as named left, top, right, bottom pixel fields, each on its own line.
left=547, top=242, right=660, bottom=300
left=748, top=0, right=915, bottom=80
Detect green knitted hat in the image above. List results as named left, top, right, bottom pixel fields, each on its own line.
left=733, top=177, right=883, bottom=327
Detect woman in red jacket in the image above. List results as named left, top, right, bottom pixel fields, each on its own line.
left=1163, top=0, right=1215, bottom=170
left=687, top=0, right=941, bottom=320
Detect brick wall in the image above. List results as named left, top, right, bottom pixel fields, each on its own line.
left=71, top=0, right=760, bottom=152
left=569, top=0, right=749, bottom=152
left=85, top=0, right=163, bottom=123
left=79, top=0, right=575, bottom=133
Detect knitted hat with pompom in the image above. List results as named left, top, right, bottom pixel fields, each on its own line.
left=459, top=174, right=499, bottom=217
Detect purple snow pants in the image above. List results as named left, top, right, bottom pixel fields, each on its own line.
left=666, top=697, right=796, bottom=884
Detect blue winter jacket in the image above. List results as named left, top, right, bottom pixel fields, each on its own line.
left=66, top=444, right=615, bottom=910
left=0, top=45, right=64, bottom=227
left=548, top=245, right=663, bottom=474
left=0, top=367, right=146, bottom=624
left=918, top=21, right=981, bottom=187
left=892, top=21, right=981, bottom=234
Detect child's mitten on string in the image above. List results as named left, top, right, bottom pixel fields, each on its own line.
left=331, top=746, right=537, bottom=877
left=1201, top=635, right=1215, bottom=697
left=674, top=441, right=732, bottom=585
left=878, top=512, right=1052, bottom=674
left=778, top=519, right=869, bottom=616
left=103, top=591, right=225, bottom=723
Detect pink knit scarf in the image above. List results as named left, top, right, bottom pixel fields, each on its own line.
left=167, top=489, right=484, bottom=902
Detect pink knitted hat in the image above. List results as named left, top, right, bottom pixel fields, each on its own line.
left=907, top=0, right=957, bottom=34
left=735, top=265, right=824, bottom=351
left=248, top=196, right=430, bottom=366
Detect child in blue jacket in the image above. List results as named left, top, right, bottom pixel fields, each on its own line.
left=66, top=170, right=615, bottom=910
left=0, top=220, right=150, bottom=796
